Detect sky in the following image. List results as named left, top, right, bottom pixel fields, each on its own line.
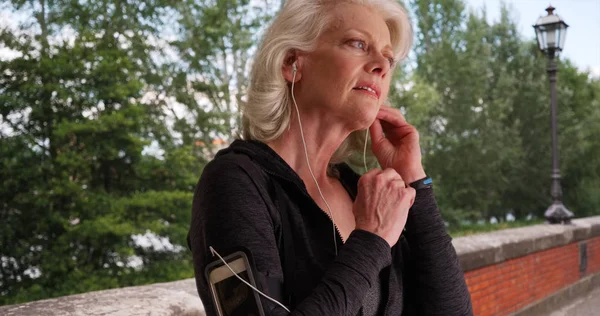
left=464, top=0, right=600, bottom=76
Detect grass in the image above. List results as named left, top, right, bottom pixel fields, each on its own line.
left=449, top=219, right=546, bottom=237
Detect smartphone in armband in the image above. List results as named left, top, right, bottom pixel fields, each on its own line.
left=205, top=249, right=266, bottom=316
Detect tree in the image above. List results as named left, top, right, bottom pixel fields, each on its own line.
left=165, top=0, right=279, bottom=149
left=0, top=0, right=196, bottom=304
left=406, top=0, right=526, bottom=221
left=404, top=0, right=600, bottom=225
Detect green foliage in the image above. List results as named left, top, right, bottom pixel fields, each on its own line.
left=396, top=0, right=600, bottom=228
left=165, top=0, right=279, bottom=145
left=1, top=0, right=206, bottom=305
left=1, top=0, right=278, bottom=305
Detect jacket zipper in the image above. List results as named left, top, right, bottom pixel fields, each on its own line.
left=264, top=165, right=378, bottom=315
left=263, top=169, right=344, bottom=251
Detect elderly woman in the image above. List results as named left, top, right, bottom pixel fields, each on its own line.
left=189, top=0, right=473, bottom=315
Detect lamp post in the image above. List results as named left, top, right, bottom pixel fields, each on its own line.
left=533, top=6, right=573, bottom=224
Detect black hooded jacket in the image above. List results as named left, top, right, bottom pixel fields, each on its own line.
left=189, top=139, right=473, bottom=315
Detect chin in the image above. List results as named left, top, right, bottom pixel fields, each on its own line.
left=347, top=106, right=378, bottom=131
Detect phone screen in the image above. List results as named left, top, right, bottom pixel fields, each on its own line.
left=214, top=270, right=262, bottom=316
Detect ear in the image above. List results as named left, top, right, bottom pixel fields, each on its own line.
left=282, top=52, right=303, bottom=83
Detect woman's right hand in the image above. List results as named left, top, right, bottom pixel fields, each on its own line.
left=353, top=168, right=415, bottom=247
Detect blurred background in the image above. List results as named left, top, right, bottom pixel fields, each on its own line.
left=1, top=0, right=599, bottom=307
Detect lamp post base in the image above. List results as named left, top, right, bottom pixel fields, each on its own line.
left=544, top=202, right=574, bottom=224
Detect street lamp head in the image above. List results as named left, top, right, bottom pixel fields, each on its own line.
left=533, top=5, right=568, bottom=57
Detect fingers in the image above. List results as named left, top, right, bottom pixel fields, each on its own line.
left=376, top=108, right=420, bottom=146
left=377, top=106, right=407, bottom=127
left=375, top=107, right=417, bottom=143
left=369, top=118, right=385, bottom=144
left=381, top=169, right=405, bottom=189
left=402, top=186, right=416, bottom=208
left=371, top=168, right=406, bottom=189
left=358, top=167, right=381, bottom=190
left=362, top=167, right=381, bottom=179
left=369, top=119, right=393, bottom=156
left=353, top=166, right=415, bottom=247
left=392, top=178, right=407, bottom=189
left=380, top=172, right=415, bottom=207
left=359, top=168, right=404, bottom=188
left=379, top=167, right=401, bottom=181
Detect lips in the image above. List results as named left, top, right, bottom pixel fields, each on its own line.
left=352, top=82, right=381, bottom=99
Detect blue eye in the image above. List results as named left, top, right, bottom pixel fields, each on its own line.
left=350, top=40, right=367, bottom=50
left=387, top=57, right=396, bottom=66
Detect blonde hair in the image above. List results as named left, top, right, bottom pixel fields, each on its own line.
left=242, top=0, right=413, bottom=163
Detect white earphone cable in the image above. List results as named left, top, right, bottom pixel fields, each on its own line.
left=291, top=65, right=338, bottom=256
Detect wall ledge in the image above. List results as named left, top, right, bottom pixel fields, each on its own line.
left=0, top=279, right=204, bottom=316
left=3, top=216, right=600, bottom=315
left=453, top=216, right=600, bottom=272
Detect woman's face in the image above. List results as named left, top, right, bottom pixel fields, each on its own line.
left=296, top=3, right=395, bottom=129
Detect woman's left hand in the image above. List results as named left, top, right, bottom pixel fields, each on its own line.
left=369, top=105, right=426, bottom=184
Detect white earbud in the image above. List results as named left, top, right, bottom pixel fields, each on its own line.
left=292, top=62, right=297, bottom=72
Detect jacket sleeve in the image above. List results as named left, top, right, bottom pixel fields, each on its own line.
left=189, top=156, right=392, bottom=316
left=402, top=187, right=474, bottom=315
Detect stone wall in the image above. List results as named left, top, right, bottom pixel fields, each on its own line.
left=457, top=216, right=600, bottom=315
left=2, top=216, right=599, bottom=316
left=0, top=279, right=204, bottom=316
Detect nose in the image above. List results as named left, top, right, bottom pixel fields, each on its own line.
left=366, top=53, right=391, bottom=78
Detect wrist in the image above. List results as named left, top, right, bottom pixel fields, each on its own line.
left=353, top=228, right=392, bottom=247
left=399, top=168, right=426, bottom=184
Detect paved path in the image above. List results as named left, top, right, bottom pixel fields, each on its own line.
left=550, top=287, right=600, bottom=316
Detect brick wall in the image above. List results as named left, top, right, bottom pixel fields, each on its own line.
left=464, top=236, right=600, bottom=315
left=453, top=216, right=600, bottom=316
left=589, top=236, right=600, bottom=274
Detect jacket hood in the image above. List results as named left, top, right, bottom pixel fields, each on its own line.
left=215, top=139, right=307, bottom=187
left=214, top=139, right=360, bottom=198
